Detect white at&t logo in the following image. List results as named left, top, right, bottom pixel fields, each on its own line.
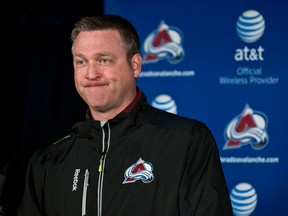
left=236, top=10, right=265, bottom=43
left=235, top=10, right=265, bottom=62
left=230, top=182, right=257, bottom=216
left=151, top=94, right=177, bottom=114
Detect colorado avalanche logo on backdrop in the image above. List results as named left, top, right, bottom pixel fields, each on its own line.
left=143, top=20, right=184, bottom=64
left=123, top=158, right=154, bottom=184
left=223, top=104, right=269, bottom=150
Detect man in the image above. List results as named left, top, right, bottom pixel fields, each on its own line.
left=18, top=14, right=233, bottom=216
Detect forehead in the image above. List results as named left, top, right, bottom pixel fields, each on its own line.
left=72, top=29, right=127, bottom=58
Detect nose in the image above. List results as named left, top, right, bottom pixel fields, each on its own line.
left=85, top=63, right=102, bottom=80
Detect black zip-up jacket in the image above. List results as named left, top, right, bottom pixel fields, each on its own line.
left=18, top=91, right=233, bottom=216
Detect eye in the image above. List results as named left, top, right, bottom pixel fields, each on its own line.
left=76, top=60, right=84, bottom=65
left=99, top=58, right=111, bottom=65
left=74, top=58, right=87, bottom=68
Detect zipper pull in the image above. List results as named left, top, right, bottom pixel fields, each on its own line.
left=98, top=158, right=103, bottom=172
left=98, top=163, right=103, bottom=172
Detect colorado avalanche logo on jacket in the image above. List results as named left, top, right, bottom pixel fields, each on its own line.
left=123, top=158, right=154, bottom=184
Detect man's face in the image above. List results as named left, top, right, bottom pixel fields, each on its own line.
left=72, top=30, right=142, bottom=119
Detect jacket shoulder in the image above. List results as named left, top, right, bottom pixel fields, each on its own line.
left=144, top=105, right=210, bottom=135
left=31, top=129, right=77, bottom=163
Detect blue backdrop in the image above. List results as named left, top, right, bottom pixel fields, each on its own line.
left=105, top=0, right=287, bottom=215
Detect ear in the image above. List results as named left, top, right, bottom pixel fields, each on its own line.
left=131, top=53, right=142, bottom=78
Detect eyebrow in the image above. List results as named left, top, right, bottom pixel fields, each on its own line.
left=73, top=51, right=114, bottom=58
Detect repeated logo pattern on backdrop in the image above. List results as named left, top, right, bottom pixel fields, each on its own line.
left=230, top=182, right=258, bottom=216
left=236, top=10, right=265, bottom=43
left=223, top=104, right=269, bottom=150
left=139, top=21, right=195, bottom=78
left=143, top=20, right=184, bottom=64
left=106, top=0, right=287, bottom=215
left=219, top=9, right=280, bottom=86
left=151, top=94, right=177, bottom=114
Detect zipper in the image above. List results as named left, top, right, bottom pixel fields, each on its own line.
left=82, top=169, right=89, bottom=216
left=97, top=121, right=111, bottom=216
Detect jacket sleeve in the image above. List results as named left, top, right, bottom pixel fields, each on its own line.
left=17, top=151, right=47, bottom=216
left=179, top=125, right=233, bottom=216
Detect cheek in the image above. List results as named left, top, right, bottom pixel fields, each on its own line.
left=74, top=73, right=79, bottom=85
left=74, top=71, right=84, bottom=82
left=74, top=73, right=83, bottom=91
left=120, top=73, right=136, bottom=87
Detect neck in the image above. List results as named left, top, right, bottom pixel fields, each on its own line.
left=87, top=88, right=142, bottom=121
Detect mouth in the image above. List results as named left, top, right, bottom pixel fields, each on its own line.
left=85, top=82, right=108, bottom=87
